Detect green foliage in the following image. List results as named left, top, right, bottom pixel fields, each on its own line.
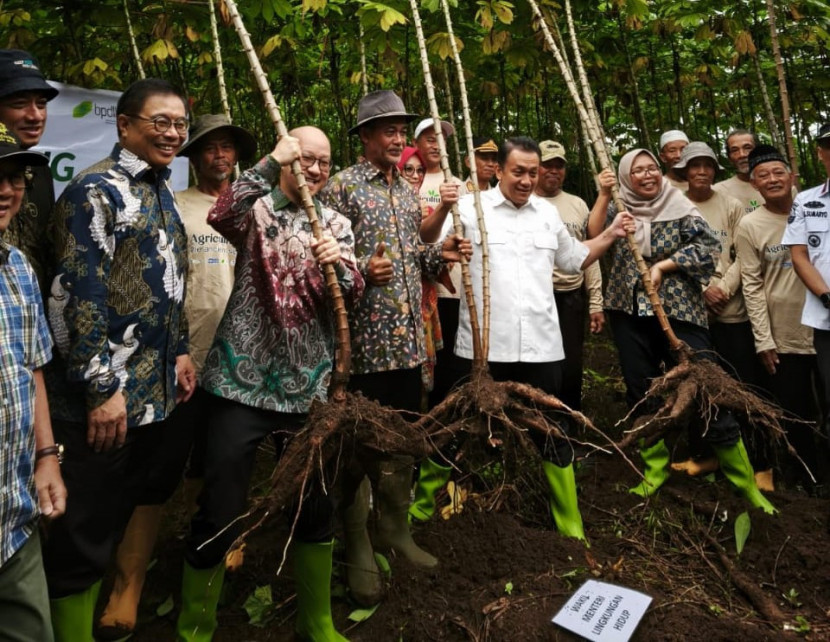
left=243, top=584, right=276, bottom=627
left=734, top=511, right=751, bottom=555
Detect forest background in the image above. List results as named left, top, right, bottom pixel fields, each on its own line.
left=2, top=0, right=829, bottom=198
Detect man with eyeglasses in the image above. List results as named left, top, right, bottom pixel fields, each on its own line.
left=0, top=122, right=66, bottom=642
left=43, top=78, right=195, bottom=641
left=0, top=49, right=60, bottom=296
left=735, top=144, right=822, bottom=494
left=93, top=113, right=257, bottom=640
left=320, top=91, right=470, bottom=606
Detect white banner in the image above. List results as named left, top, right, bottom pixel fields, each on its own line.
left=34, top=81, right=189, bottom=197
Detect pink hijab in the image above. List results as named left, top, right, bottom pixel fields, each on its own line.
left=618, top=148, right=701, bottom=257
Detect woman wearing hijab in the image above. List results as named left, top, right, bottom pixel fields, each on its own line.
left=588, top=149, right=775, bottom=513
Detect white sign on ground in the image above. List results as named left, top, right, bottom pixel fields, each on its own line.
left=35, top=81, right=189, bottom=197
left=552, top=579, right=652, bottom=642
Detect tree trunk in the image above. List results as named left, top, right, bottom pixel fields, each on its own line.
left=122, top=0, right=146, bottom=79
left=750, top=49, right=784, bottom=152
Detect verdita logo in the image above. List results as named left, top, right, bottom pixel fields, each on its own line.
left=13, top=58, right=39, bottom=71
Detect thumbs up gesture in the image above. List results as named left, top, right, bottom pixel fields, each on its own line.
left=367, top=242, right=394, bottom=286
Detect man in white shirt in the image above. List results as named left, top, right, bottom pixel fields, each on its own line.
left=659, top=130, right=689, bottom=190
left=447, top=137, right=632, bottom=541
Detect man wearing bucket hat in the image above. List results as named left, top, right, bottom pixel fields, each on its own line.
left=783, top=123, right=830, bottom=479
left=670, top=142, right=773, bottom=487
left=94, top=114, right=257, bottom=640
left=320, top=90, right=471, bottom=606
left=0, top=122, right=65, bottom=642
left=658, top=129, right=689, bottom=191
left=735, top=144, right=821, bottom=493
left=0, top=49, right=60, bottom=294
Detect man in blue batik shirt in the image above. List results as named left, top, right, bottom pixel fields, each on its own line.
left=43, top=78, right=195, bottom=641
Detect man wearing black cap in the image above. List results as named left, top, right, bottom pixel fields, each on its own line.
left=0, top=48, right=59, bottom=294
left=43, top=78, right=195, bottom=641
left=735, top=144, right=821, bottom=491
left=783, top=123, right=830, bottom=474
left=0, top=121, right=65, bottom=642
left=94, top=114, right=257, bottom=640
left=319, top=90, right=470, bottom=606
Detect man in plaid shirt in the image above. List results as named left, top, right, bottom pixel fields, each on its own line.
left=0, top=122, right=66, bottom=640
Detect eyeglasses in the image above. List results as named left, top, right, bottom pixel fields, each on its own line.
left=402, top=164, right=426, bottom=177
left=299, top=153, right=331, bottom=172
left=127, top=114, right=189, bottom=135
left=0, top=171, right=26, bottom=189
left=630, top=165, right=661, bottom=178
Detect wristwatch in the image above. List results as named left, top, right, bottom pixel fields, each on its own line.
left=820, top=292, right=830, bottom=310
left=35, top=443, right=65, bottom=465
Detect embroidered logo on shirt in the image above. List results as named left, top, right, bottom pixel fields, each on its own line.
left=809, top=234, right=822, bottom=248
left=804, top=201, right=825, bottom=209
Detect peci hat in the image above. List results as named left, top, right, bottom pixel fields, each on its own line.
left=673, top=141, right=724, bottom=171
left=659, top=130, right=689, bottom=150
left=471, top=136, right=499, bottom=154
left=0, top=121, right=49, bottom=166
left=0, top=49, right=59, bottom=101
left=816, top=123, right=830, bottom=146
left=413, top=117, right=455, bottom=141
left=177, top=114, right=257, bottom=160
left=748, top=144, right=788, bottom=174
left=348, top=90, right=419, bottom=135
left=539, top=140, right=567, bottom=163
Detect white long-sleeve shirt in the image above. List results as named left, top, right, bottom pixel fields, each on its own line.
left=445, top=188, right=589, bottom=362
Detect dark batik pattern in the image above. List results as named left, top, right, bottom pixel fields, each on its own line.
left=46, top=144, right=188, bottom=427
left=319, top=160, right=443, bottom=375
left=604, top=208, right=719, bottom=328
left=200, top=155, right=364, bottom=413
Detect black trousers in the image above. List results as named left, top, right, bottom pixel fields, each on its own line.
left=815, top=329, right=830, bottom=446
left=429, top=298, right=462, bottom=409
left=185, top=393, right=333, bottom=569
left=607, top=311, right=739, bottom=447
left=554, top=287, right=588, bottom=411
left=42, top=419, right=167, bottom=597
left=450, top=358, right=575, bottom=466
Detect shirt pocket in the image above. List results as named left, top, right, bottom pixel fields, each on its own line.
left=533, top=232, right=559, bottom=251
left=805, top=216, right=829, bottom=261
left=0, top=301, right=39, bottom=368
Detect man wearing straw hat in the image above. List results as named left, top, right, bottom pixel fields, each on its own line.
left=94, top=114, right=257, bottom=640
left=320, top=90, right=470, bottom=605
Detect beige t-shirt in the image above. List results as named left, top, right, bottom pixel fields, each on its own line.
left=666, top=175, right=689, bottom=191
left=539, top=191, right=602, bottom=313
left=420, top=171, right=466, bottom=299
left=714, top=175, right=763, bottom=214
left=734, top=205, right=814, bottom=355
left=692, top=190, right=747, bottom=324
left=176, top=186, right=237, bottom=374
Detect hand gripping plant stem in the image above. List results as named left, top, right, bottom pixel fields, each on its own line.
left=407, top=0, right=485, bottom=370
left=224, top=0, right=351, bottom=401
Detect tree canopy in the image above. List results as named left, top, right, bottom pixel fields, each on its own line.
left=3, top=0, right=829, bottom=190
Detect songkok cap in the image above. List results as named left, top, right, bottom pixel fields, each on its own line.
left=539, top=140, right=567, bottom=163
left=659, top=130, right=689, bottom=149
left=816, top=123, right=830, bottom=145
left=349, top=90, right=418, bottom=135
left=673, top=141, right=724, bottom=171
left=0, top=49, right=58, bottom=101
left=748, top=144, right=788, bottom=174
left=0, top=121, right=49, bottom=166
left=471, top=136, right=499, bottom=154
left=414, top=117, right=455, bottom=141
left=177, top=114, right=257, bottom=160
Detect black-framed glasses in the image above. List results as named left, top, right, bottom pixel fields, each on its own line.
left=402, top=164, right=426, bottom=177
left=127, top=114, right=189, bottom=135
left=0, top=171, right=26, bottom=189
left=299, top=153, right=331, bottom=172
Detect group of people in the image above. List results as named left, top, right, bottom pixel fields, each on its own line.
left=1, top=44, right=829, bottom=642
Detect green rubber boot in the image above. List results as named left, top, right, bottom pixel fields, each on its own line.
left=541, top=462, right=586, bottom=541
left=294, top=541, right=349, bottom=642
left=341, top=476, right=383, bottom=607
left=629, top=439, right=671, bottom=497
left=712, top=439, right=777, bottom=515
left=50, top=580, right=102, bottom=642
left=373, top=458, right=438, bottom=568
left=408, top=458, right=453, bottom=523
left=176, top=561, right=225, bottom=642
